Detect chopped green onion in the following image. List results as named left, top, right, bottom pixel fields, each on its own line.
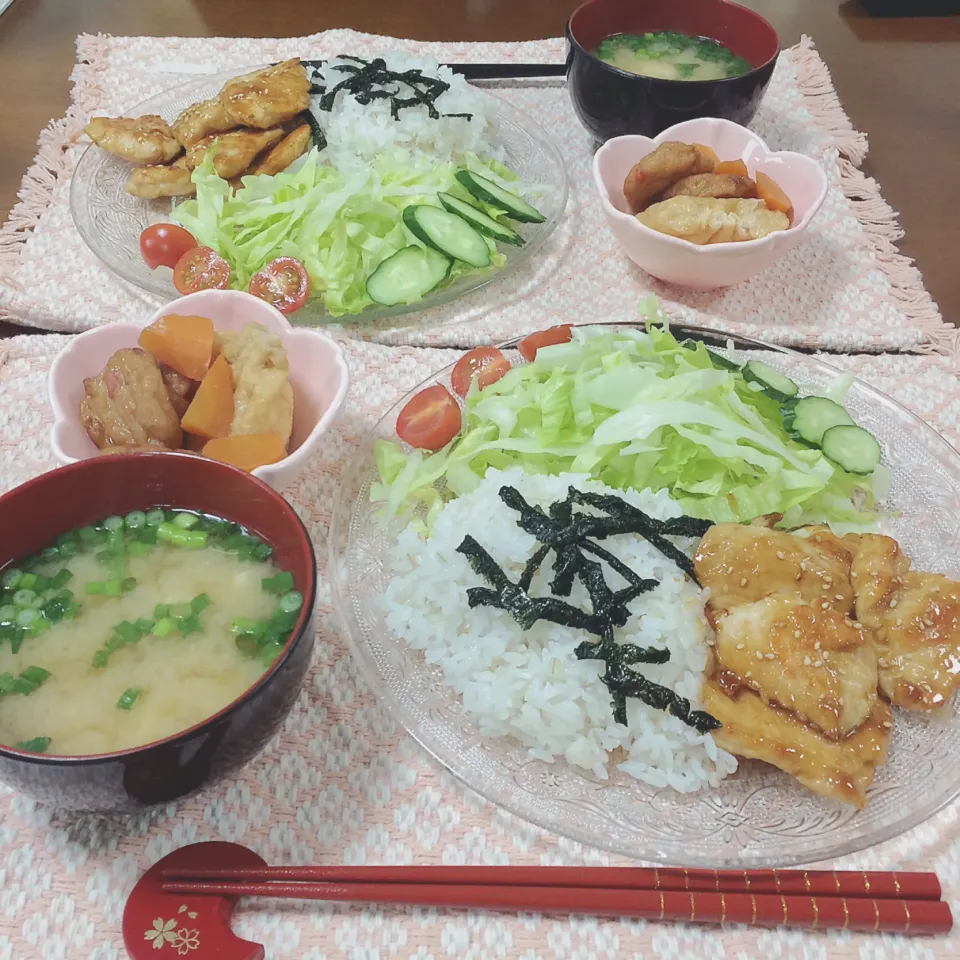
left=153, top=603, right=171, bottom=619
left=235, top=634, right=260, bottom=656
left=103, top=515, right=124, bottom=532
left=170, top=603, right=192, bottom=619
left=15, top=737, right=50, bottom=753
left=113, top=621, right=141, bottom=644
left=173, top=512, right=199, bottom=530
left=62, top=601, right=81, bottom=621
left=85, top=581, right=107, bottom=596
left=95, top=549, right=114, bottom=566
left=0, top=604, right=16, bottom=625
left=42, top=598, right=66, bottom=623
left=259, top=640, right=286, bottom=666
left=121, top=577, right=138, bottom=593
left=32, top=575, right=51, bottom=593
left=152, top=618, right=176, bottom=637
left=104, top=579, right=124, bottom=597
left=40, top=546, right=59, bottom=563
left=0, top=568, right=23, bottom=590
left=50, top=568, right=73, bottom=590
left=10, top=630, right=23, bottom=653
left=138, top=527, right=159, bottom=545
left=15, top=606, right=38, bottom=627
left=19, top=666, right=50, bottom=688
left=108, top=555, right=128, bottom=581
left=145, top=509, right=166, bottom=528
left=231, top=617, right=264, bottom=637
left=177, top=616, right=201, bottom=636
left=13, top=589, right=41, bottom=609
left=157, top=523, right=208, bottom=549
left=190, top=593, right=211, bottom=614
left=116, top=688, right=142, bottom=710
left=279, top=590, right=303, bottom=614
left=253, top=543, right=274, bottom=561
left=0, top=673, right=16, bottom=694
left=134, top=617, right=154, bottom=634
left=127, top=541, right=151, bottom=556
left=262, top=572, right=295, bottom=595
left=91, top=651, right=108, bottom=668
left=124, top=510, right=146, bottom=531
left=79, top=525, right=102, bottom=544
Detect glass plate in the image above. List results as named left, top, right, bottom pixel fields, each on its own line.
left=69, top=67, right=568, bottom=327
left=329, top=323, right=960, bottom=867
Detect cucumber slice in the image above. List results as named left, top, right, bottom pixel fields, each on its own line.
left=402, top=205, right=491, bottom=268
left=438, top=193, right=524, bottom=247
left=820, top=425, right=882, bottom=475
left=454, top=170, right=546, bottom=223
left=786, top=396, right=855, bottom=447
left=742, top=360, right=799, bottom=401
left=366, top=245, right=452, bottom=306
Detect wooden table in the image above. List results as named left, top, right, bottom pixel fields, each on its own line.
left=1, top=0, right=958, bottom=335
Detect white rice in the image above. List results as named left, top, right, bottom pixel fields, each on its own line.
left=382, top=467, right=738, bottom=793
left=310, top=53, right=497, bottom=170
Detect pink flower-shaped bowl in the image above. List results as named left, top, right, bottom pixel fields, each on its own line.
left=49, top=290, right=349, bottom=491
left=592, top=118, right=829, bottom=289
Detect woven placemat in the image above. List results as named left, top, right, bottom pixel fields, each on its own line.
left=0, top=30, right=951, bottom=359
left=0, top=332, right=958, bottom=958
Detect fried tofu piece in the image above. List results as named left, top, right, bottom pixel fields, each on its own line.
left=622, top=142, right=715, bottom=214
left=219, top=59, right=311, bottom=130
left=702, top=680, right=892, bottom=808
left=125, top=158, right=196, bottom=199
left=185, top=127, right=285, bottom=179
left=80, top=349, right=182, bottom=451
left=85, top=115, right=183, bottom=165
left=662, top=173, right=757, bottom=201
left=851, top=534, right=960, bottom=710
left=248, top=123, right=312, bottom=176
left=171, top=97, right=234, bottom=148
left=694, top=523, right=856, bottom=619
left=712, top=594, right=878, bottom=737
left=637, top=196, right=790, bottom=244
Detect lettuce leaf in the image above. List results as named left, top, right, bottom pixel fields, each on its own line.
left=171, top=147, right=512, bottom=317
left=375, top=315, right=883, bottom=530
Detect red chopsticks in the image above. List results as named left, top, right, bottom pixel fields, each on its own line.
left=161, top=865, right=952, bottom=936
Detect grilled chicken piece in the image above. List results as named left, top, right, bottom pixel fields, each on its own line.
left=712, top=594, right=878, bottom=737
left=85, top=115, right=183, bottom=165
left=637, top=197, right=789, bottom=245
left=694, top=523, right=856, bottom=620
left=662, top=173, right=757, bottom=201
left=851, top=534, right=960, bottom=709
left=171, top=97, right=234, bottom=148
left=622, top=141, right=715, bottom=214
left=702, top=680, right=892, bottom=808
left=80, top=349, right=182, bottom=451
left=248, top=123, right=312, bottom=176
left=125, top=158, right=196, bottom=199
left=185, top=127, right=285, bottom=179
left=218, top=59, right=311, bottom=130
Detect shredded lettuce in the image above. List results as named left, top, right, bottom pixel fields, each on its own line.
left=372, top=313, right=883, bottom=530
left=171, top=148, right=514, bottom=316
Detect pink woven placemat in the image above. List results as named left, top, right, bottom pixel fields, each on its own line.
left=0, top=30, right=952, bottom=358
left=0, top=332, right=958, bottom=958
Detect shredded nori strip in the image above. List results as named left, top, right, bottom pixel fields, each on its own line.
left=455, top=486, right=719, bottom=734
left=299, top=110, right=327, bottom=152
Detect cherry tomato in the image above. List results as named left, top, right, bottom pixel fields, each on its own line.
left=139, top=223, right=197, bottom=271
left=450, top=347, right=512, bottom=398
left=396, top=384, right=462, bottom=451
left=517, top=324, right=573, bottom=362
left=172, top=246, right=231, bottom=295
left=248, top=257, right=311, bottom=314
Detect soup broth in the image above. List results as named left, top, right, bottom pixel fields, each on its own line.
left=0, top=509, right=304, bottom=756
left=596, top=32, right=751, bottom=82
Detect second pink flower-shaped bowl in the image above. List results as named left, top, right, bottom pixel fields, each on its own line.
left=48, top=290, right=349, bottom=491
left=592, top=118, right=829, bottom=289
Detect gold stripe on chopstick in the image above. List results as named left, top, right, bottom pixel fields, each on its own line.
left=774, top=872, right=782, bottom=894
left=743, top=871, right=751, bottom=890
left=863, top=871, right=871, bottom=894
left=842, top=899, right=850, bottom=930
left=751, top=895, right=757, bottom=925
left=892, top=873, right=901, bottom=897
left=803, top=871, right=811, bottom=894
left=873, top=901, right=880, bottom=932
left=689, top=892, right=696, bottom=922
left=811, top=898, right=819, bottom=929
left=903, top=901, right=911, bottom=933
left=658, top=892, right=665, bottom=921
left=714, top=871, right=720, bottom=893
left=780, top=895, right=788, bottom=925
left=720, top=893, right=727, bottom=925
left=654, top=868, right=660, bottom=891
left=834, top=872, right=841, bottom=894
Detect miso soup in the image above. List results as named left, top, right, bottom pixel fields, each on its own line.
left=0, top=508, right=305, bottom=756
left=596, top=31, right=751, bottom=82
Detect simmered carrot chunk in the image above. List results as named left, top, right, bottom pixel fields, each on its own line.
left=138, top=314, right=214, bottom=381
left=181, top=354, right=234, bottom=440
left=714, top=159, right=749, bottom=178
left=201, top=433, right=287, bottom=472
left=756, top=171, right=794, bottom=219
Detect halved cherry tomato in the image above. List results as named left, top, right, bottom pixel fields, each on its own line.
left=517, top=324, right=573, bottom=362
left=248, top=257, right=311, bottom=314
left=140, top=223, right=197, bottom=271
left=450, top=347, right=512, bottom=398
left=396, top=384, right=462, bottom=451
left=172, top=246, right=231, bottom=295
